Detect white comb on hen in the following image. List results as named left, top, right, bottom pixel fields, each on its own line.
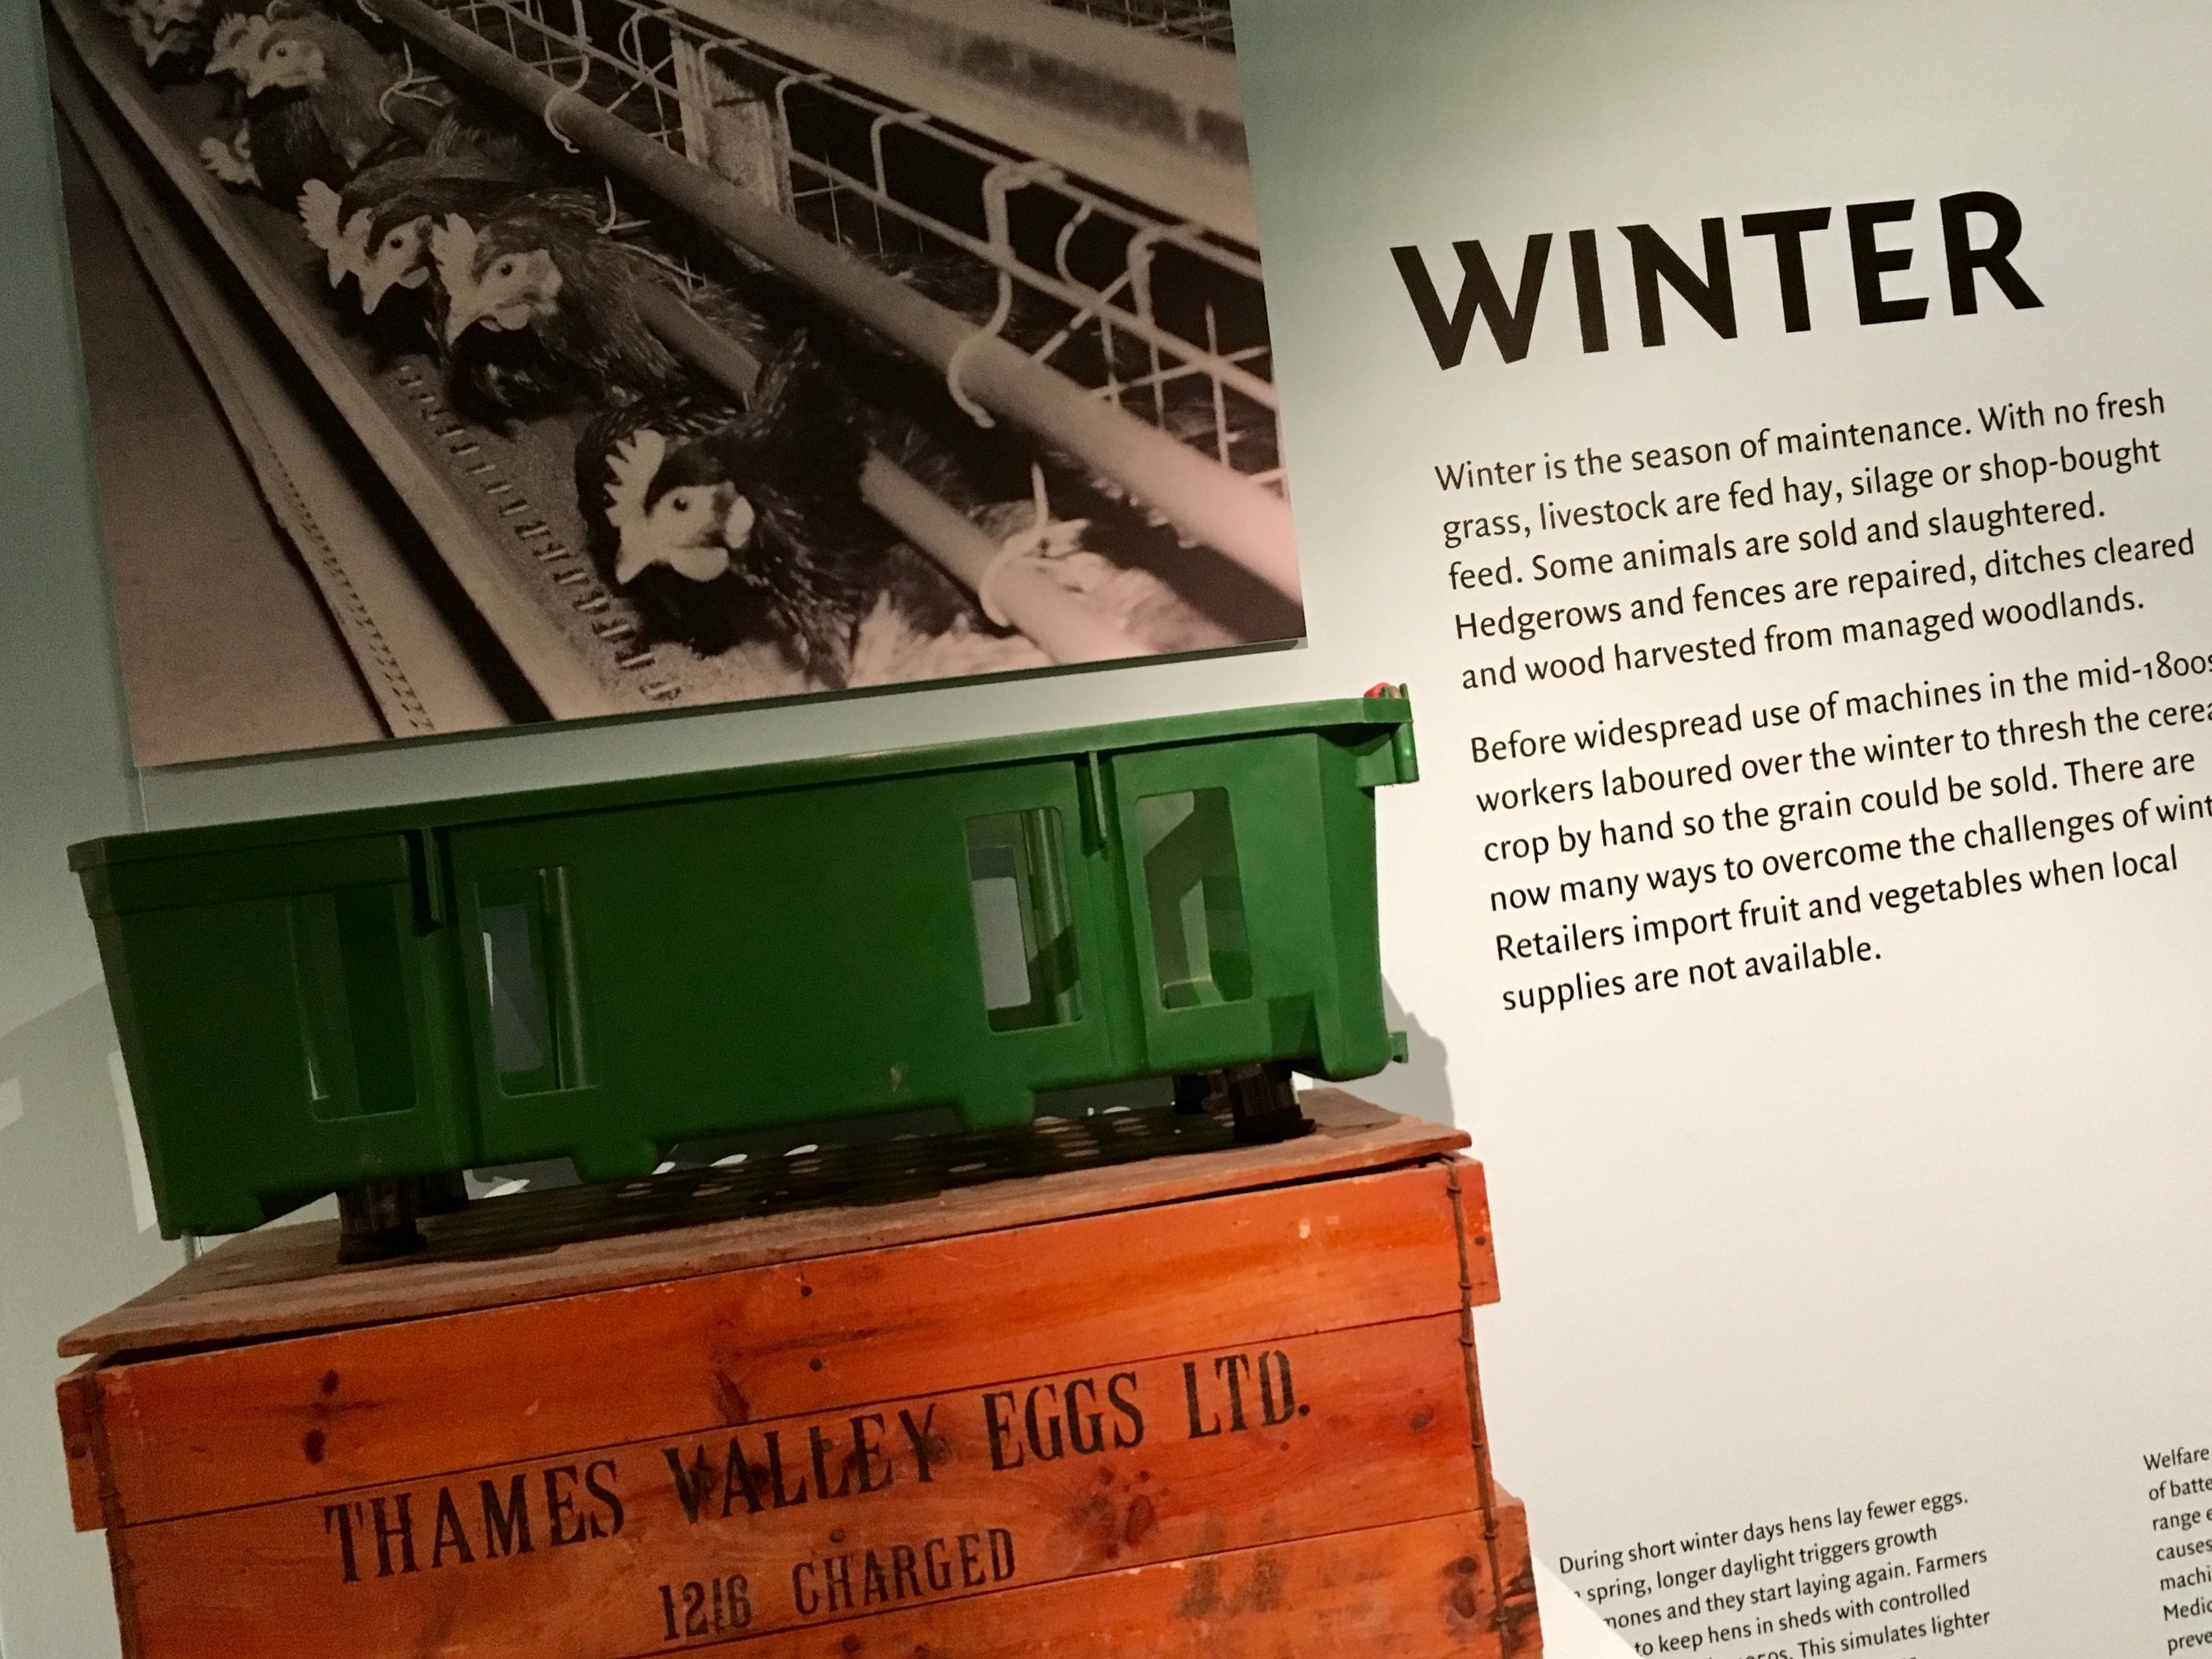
left=297, top=181, right=341, bottom=254
left=603, top=429, right=666, bottom=531
left=205, top=10, right=269, bottom=77
left=336, top=209, right=375, bottom=286
left=428, top=212, right=480, bottom=304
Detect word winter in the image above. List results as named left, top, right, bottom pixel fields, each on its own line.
left=1391, top=193, right=2040, bottom=368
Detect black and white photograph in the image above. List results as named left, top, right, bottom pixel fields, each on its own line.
left=45, top=0, right=1300, bottom=763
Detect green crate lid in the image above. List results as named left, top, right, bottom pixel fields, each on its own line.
left=70, top=694, right=1413, bottom=877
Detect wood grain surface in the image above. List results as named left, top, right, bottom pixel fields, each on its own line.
left=108, top=1316, right=1481, bottom=1659
left=68, top=1161, right=1492, bottom=1528
left=638, top=1501, right=1540, bottom=1659
left=61, top=1092, right=1467, bottom=1359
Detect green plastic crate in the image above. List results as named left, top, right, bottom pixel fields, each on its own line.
left=70, top=694, right=1418, bottom=1237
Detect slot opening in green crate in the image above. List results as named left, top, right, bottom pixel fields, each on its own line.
left=965, top=810, right=1082, bottom=1033
left=1136, top=789, right=1251, bottom=1009
left=476, top=868, right=590, bottom=1095
left=287, top=889, right=417, bottom=1120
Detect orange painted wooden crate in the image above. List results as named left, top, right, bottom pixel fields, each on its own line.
left=56, top=1093, right=1540, bottom=1658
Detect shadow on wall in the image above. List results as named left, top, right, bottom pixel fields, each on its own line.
left=1325, top=977, right=1457, bottom=1126
left=0, top=984, right=182, bottom=1659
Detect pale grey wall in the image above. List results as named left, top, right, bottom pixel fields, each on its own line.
left=0, top=10, right=181, bottom=1656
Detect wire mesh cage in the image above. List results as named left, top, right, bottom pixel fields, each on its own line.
left=440, top=0, right=1281, bottom=488
left=1038, top=0, right=1234, bottom=51
left=45, top=0, right=1303, bottom=754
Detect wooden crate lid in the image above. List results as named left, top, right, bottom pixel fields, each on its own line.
left=61, top=1091, right=1466, bottom=1359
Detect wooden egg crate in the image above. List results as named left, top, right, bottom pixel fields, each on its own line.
left=57, top=1091, right=1540, bottom=1658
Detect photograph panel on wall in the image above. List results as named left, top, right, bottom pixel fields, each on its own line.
left=45, top=0, right=1298, bottom=764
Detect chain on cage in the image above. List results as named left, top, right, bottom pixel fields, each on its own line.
left=440, top=0, right=1281, bottom=488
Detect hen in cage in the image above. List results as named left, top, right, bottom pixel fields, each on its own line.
left=428, top=198, right=718, bottom=410
left=576, top=333, right=980, bottom=685
left=301, top=172, right=605, bottom=416
left=197, top=10, right=402, bottom=200
left=197, top=4, right=288, bottom=82
left=301, top=164, right=535, bottom=306
left=295, top=110, right=555, bottom=301
left=301, top=174, right=596, bottom=420
left=119, top=0, right=310, bottom=77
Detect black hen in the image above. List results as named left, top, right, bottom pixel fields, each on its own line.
left=125, top=0, right=312, bottom=81
left=299, top=162, right=594, bottom=417
left=430, top=199, right=696, bottom=411
left=296, top=115, right=538, bottom=309
left=575, top=335, right=973, bottom=685
left=201, top=11, right=402, bottom=203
